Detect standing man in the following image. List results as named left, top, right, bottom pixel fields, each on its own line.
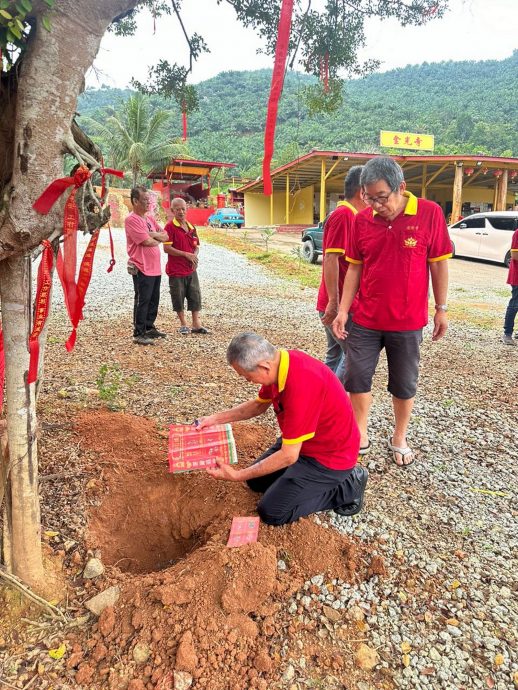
left=125, top=186, right=168, bottom=346
left=316, top=166, right=366, bottom=384
left=332, top=157, right=451, bottom=467
left=196, top=333, right=367, bottom=525
left=164, top=198, right=208, bottom=335
left=502, top=224, right=518, bottom=345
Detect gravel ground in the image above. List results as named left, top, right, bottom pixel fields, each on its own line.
left=45, top=230, right=517, bottom=689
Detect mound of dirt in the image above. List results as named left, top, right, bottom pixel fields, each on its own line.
left=67, top=411, right=385, bottom=690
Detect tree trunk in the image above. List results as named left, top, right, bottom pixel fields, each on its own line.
left=0, top=255, right=43, bottom=586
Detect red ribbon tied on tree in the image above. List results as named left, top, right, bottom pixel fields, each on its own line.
left=262, top=0, right=294, bottom=196
left=27, top=240, right=54, bottom=384
left=33, top=165, right=92, bottom=352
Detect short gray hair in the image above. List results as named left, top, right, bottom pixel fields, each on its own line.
left=360, top=157, right=404, bottom=192
left=344, top=165, right=363, bottom=199
left=226, top=333, right=277, bottom=371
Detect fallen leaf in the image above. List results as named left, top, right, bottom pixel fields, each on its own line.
left=450, top=580, right=461, bottom=589
left=402, top=654, right=410, bottom=667
left=44, top=531, right=59, bottom=537
left=400, top=641, right=412, bottom=653
left=446, top=618, right=459, bottom=626
left=48, top=643, right=66, bottom=660
left=494, top=654, right=504, bottom=666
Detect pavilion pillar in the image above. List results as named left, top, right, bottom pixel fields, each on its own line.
left=421, top=164, right=427, bottom=199
left=496, top=169, right=508, bottom=210
left=286, top=174, right=290, bottom=224
left=270, top=192, right=274, bottom=225
left=451, top=162, right=463, bottom=223
left=319, top=158, right=326, bottom=222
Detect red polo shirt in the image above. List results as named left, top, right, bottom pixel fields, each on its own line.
left=316, top=201, right=359, bottom=313
left=346, top=192, right=452, bottom=331
left=164, top=219, right=200, bottom=277
left=507, top=229, right=518, bottom=286
left=256, top=349, right=360, bottom=470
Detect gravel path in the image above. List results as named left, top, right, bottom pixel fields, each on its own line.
left=49, top=230, right=517, bottom=690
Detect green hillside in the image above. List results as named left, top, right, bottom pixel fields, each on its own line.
left=78, top=51, right=518, bottom=176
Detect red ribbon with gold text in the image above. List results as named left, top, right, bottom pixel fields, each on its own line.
left=27, top=240, right=54, bottom=384
left=262, top=0, right=294, bottom=196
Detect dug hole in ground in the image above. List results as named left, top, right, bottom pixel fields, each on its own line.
left=0, top=232, right=516, bottom=690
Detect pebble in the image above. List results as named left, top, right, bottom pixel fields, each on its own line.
left=83, top=557, right=104, bottom=579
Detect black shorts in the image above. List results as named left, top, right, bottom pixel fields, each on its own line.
left=344, top=322, right=423, bottom=399
left=169, top=273, right=202, bottom=312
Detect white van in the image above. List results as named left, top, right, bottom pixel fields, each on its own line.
left=449, top=211, right=518, bottom=267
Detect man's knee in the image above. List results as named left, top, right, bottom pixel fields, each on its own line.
left=257, top=498, right=291, bottom=526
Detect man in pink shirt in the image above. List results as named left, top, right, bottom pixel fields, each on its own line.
left=125, top=187, right=168, bottom=345
left=502, top=226, right=518, bottom=345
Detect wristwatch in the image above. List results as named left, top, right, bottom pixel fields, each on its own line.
left=434, top=304, right=448, bottom=311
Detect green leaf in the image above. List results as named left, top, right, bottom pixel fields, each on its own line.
left=15, top=17, right=25, bottom=31
left=21, top=0, right=32, bottom=11
left=0, top=0, right=10, bottom=8
left=15, top=1, right=26, bottom=15
left=41, top=14, right=51, bottom=31
left=43, top=0, right=53, bottom=6
left=0, top=9, right=12, bottom=19
left=7, top=21, right=21, bottom=39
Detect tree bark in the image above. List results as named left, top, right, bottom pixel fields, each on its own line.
left=0, top=255, right=43, bottom=585
left=0, top=0, right=139, bottom=589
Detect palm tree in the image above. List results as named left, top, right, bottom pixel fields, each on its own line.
left=87, top=93, right=189, bottom=186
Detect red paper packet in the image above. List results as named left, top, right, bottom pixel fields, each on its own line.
left=227, top=517, right=260, bottom=547
left=168, top=423, right=237, bottom=473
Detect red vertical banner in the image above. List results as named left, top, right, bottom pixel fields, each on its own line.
left=262, top=0, right=294, bottom=196
left=27, top=240, right=54, bottom=385
left=182, top=110, right=188, bottom=141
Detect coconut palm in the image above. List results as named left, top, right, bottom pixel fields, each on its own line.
left=87, top=93, right=189, bottom=186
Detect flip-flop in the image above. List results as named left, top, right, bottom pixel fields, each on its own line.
left=387, top=437, right=414, bottom=467
left=191, top=327, right=209, bottom=334
left=359, top=441, right=371, bottom=456
left=178, top=326, right=190, bottom=335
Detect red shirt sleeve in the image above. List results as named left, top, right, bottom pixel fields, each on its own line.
left=346, top=214, right=363, bottom=264
left=324, top=208, right=347, bottom=254
left=427, top=204, right=453, bottom=262
left=256, top=384, right=273, bottom=403
left=280, top=376, right=323, bottom=444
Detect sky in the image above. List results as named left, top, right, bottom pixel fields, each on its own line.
left=86, top=0, right=517, bottom=89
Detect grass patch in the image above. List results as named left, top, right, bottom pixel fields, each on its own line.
left=199, top=227, right=321, bottom=289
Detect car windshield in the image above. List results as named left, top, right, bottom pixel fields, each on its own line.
left=221, top=208, right=238, bottom=214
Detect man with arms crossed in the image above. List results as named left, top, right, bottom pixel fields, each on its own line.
left=125, top=186, right=168, bottom=346
left=317, top=166, right=366, bottom=384
left=196, top=333, right=368, bottom=525
left=332, top=157, right=451, bottom=466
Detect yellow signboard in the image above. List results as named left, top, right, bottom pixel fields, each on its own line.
left=380, top=130, right=434, bottom=151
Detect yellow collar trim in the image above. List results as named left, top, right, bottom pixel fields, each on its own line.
left=278, top=349, right=289, bottom=393
left=337, top=200, right=358, bottom=214
left=172, top=218, right=194, bottom=230
left=373, top=191, right=418, bottom=217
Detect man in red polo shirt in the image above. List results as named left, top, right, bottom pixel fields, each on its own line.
left=317, top=166, right=366, bottom=384
left=502, top=226, right=518, bottom=345
left=164, top=197, right=208, bottom=335
left=195, top=333, right=368, bottom=525
left=332, top=157, right=451, bottom=467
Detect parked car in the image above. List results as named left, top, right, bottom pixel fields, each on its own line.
left=449, top=211, right=518, bottom=267
left=301, top=222, right=324, bottom=263
left=207, top=208, right=245, bottom=228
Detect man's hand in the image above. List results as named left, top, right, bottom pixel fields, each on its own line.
left=150, top=231, right=169, bottom=242
left=206, top=460, right=241, bottom=481
left=194, top=416, right=216, bottom=430
left=432, top=310, right=448, bottom=341
left=185, top=252, right=199, bottom=268
left=332, top=310, right=349, bottom=340
left=321, top=300, right=338, bottom=327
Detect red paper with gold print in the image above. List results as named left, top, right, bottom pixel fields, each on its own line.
left=168, top=424, right=238, bottom=473
left=27, top=240, right=54, bottom=384
left=227, top=517, right=260, bottom=547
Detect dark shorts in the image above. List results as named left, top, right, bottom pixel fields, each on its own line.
left=169, top=272, right=201, bottom=312
left=344, top=322, right=423, bottom=399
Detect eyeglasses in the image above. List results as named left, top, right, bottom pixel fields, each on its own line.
left=362, top=190, right=394, bottom=206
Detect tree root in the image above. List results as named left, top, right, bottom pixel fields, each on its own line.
left=0, top=565, right=67, bottom=621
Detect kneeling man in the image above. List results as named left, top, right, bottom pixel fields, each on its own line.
left=196, top=333, right=368, bottom=525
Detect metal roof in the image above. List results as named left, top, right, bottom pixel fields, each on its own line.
left=238, top=151, right=518, bottom=195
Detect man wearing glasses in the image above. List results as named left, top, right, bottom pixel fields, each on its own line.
left=332, top=157, right=451, bottom=467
